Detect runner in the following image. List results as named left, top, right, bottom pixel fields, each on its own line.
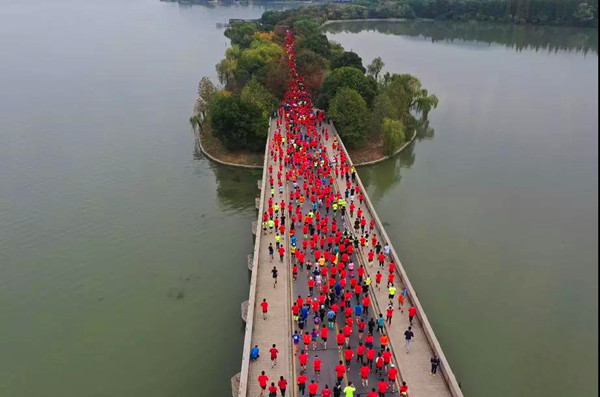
left=271, top=266, right=278, bottom=288
left=404, top=326, right=415, bottom=353
left=258, top=371, right=269, bottom=397
left=297, top=371, right=308, bottom=396
left=278, top=376, right=288, bottom=397
left=269, top=343, right=278, bottom=368
left=261, top=298, right=269, bottom=320
left=431, top=354, right=441, bottom=375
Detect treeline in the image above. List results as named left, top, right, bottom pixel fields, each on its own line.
left=196, top=8, right=438, bottom=153
left=325, top=19, right=598, bottom=54
left=259, top=0, right=597, bottom=27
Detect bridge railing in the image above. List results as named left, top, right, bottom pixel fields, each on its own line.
left=237, top=117, right=272, bottom=397
left=330, top=122, right=464, bottom=397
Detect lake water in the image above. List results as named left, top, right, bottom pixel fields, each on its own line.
left=0, top=2, right=596, bottom=396
left=326, top=20, right=598, bottom=397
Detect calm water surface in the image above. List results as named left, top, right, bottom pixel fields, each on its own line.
left=0, top=2, right=597, bottom=396
left=327, top=20, right=598, bottom=397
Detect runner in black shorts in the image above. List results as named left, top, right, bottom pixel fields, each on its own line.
left=271, top=266, right=278, bottom=288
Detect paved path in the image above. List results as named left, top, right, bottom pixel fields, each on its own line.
left=246, top=118, right=293, bottom=397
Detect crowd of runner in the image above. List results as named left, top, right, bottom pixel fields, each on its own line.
left=252, top=30, right=441, bottom=397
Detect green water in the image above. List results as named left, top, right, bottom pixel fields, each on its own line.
left=327, top=20, right=598, bottom=397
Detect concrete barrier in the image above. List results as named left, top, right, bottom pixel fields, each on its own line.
left=330, top=122, right=464, bottom=397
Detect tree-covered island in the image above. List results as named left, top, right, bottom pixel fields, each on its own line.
left=191, top=6, right=442, bottom=165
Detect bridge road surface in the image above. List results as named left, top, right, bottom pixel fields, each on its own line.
left=284, top=119, right=402, bottom=396
left=246, top=117, right=293, bottom=397
left=322, top=121, right=455, bottom=397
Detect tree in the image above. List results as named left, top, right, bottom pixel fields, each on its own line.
left=331, top=51, right=366, bottom=73
left=317, top=66, right=377, bottom=110
left=367, top=57, right=385, bottom=81
left=371, top=93, right=399, bottom=134
left=224, top=22, right=258, bottom=49
left=328, top=88, right=370, bottom=148
left=381, top=118, right=406, bottom=155
left=262, top=54, right=290, bottom=99
left=208, top=94, right=268, bottom=151
left=241, top=79, right=278, bottom=118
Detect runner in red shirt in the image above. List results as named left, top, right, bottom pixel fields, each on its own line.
left=377, top=379, right=388, bottom=397
left=258, top=371, right=269, bottom=396
left=367, top=347, right=375, bottom=369
left=336, top=330, right=345, bottom=352
left=321, top=385, right=332, bottom=397
left=307, top=380, right=319, bottom=397
left=297, top=372, right=308, bottom=396
left=344, top=348, right=354, bottom=368
left=367, top=389, right=378, bottom=397
left=313, top=355, right=322, bottom=378
left=261, top=298, right=269, bottom=320
left=375, top=271, right=382, bottom=290
left=320, top=326, right=328, bottom=349
left=388, top=364, right=399, bottom=391
left=408, top=305, right=417, bottom=325
left=399, top=381, right=409, bottom=396
left=278, top=376, right=288, bottom=397
left=268, top=382, right=278, bottom=397
left=298, top=350, right=308, bottom=371
left=359, top=365, right=371, bottom=386
left=334, top=360, right=346, bottom=383
left=269, top=343, right=278, bottom=368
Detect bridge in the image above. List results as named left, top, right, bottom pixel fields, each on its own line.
left=230, top=29, right=462, bottom=397
left=229, top=116, right=464, bottom=397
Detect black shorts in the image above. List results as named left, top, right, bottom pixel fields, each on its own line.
left=261, top=385, right=266, bottom=390
left=322, top=337, right=327, bottom=342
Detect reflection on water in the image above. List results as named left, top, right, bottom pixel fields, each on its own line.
left=211, top=163, right=262, bottom=212
left=326, top=20, right=598, bottom=54
left=360, top=118, right=433, bottom=200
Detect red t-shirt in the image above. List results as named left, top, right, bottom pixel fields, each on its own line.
left=368, top=392, right=378, bottom=397
left=297, top=375, right=307, bottom=385
left=344, top=349, right=354, bottom=361
left=383, top=350, right=392, bottom=363
left=321, top=388, right=332, bottom=397
left=270, top=348, right=278, bottom=359
left=400, top=385, right=409, bottom=394
left=308, top=382, right=319, bottom=394
left=409, top=307, right=417, bottom=317
left=336, top=333, right=345, bottom=345
left=299, top=353, right=308, bottom=365
left=261, top=301, right=268, bottom=312
left=313, top=359, right=322, bottom=371
left=335, top=364, right=346, bottom=377
left=258, top=375, right=269, bottom=387
left=388, top=367, right=398, bottom=380
left=268, top=385, right=278, bottom=393
left=360, top=366, right=370, bottom=379
left=278, top=379, right=287, bottom=390
left=378, top=381, right=388, bottom=393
